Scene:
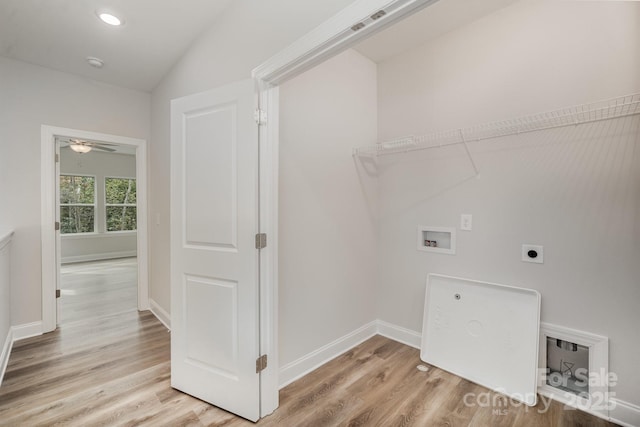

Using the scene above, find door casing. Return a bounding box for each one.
[41,125,149,333]
[253,0,441,416]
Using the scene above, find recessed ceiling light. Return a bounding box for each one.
[86,56,104,69]
[98,12,122,26]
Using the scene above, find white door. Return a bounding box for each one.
[170,79,261,421]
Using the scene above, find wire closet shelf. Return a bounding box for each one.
[353,93,640,158]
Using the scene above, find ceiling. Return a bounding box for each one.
[0,0,516,93]
[0,0,232,92]
[354,0,516,63]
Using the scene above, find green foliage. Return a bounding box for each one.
[106,206,137,232]
[60,206,95,233]
[106,178,136,204]
[105,178,137,232]
[60,175,95,204]
[60,176,95,234]
[59,176,137,233]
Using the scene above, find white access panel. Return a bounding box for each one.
[421,274,541,405]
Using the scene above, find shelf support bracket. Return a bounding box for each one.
[459,129,479,176]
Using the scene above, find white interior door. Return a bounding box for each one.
[170,79,261,421]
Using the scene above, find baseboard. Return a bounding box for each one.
[12,321,43,341]
[0,328,13,387]
[278,320,378,389]
[61,251,137,264]
[610,398,640,427]
[149,299,171,330]
[376,320,421,349]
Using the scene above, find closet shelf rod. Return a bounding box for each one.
[352,93,640,157]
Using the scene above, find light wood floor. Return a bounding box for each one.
[0,310,617,426]
[59,258,138,324]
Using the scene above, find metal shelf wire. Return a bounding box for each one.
[353,93,640,158]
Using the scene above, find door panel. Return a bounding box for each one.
[184,275,238,378]
[170,79,260,422]
[184,104,237,249]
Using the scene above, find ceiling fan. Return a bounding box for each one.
[62,138,117,154]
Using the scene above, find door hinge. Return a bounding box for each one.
[56,289,61,298]
[55,153,59,163]
[55,221,60,231]
[256,354,268,373]
[254,108,267,125]
[255,233,267,249]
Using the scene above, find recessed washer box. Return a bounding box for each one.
[417,226,456,255]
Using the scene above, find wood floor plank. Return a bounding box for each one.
[0,260,621,426]
[59,257,138,324]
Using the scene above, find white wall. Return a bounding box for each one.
[0,56,150,326]
[278,49,378,365]
[0,232,12,380]
[375,0,640,406]
[60,149,137,263]
[149,0,355,314]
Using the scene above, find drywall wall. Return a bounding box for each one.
[0,232,12,381]
[375,0,640,406]
[0,56,149,326]
[149,0,354,314]
[278,49,378,365]
[59,149,137,263]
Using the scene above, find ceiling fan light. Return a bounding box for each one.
[70,144,92,154]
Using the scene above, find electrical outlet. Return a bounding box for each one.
[460,214,472,231]
[522,244,543,264]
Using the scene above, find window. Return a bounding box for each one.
[60,175,96,234]
[105,177,137,232]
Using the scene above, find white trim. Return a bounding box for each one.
[12,321,43,341]
[61,231,137,240]
[258,83,280,416]
[0,328,13,387]
[610,399,640,427]
[252,0,439,85]
[538,322,610,420]
[149,299,171,330]
[41,125,149,332]
[253,0,442,416]
[376,320,421,349]
[61,251,137,265]
[277,320,422,390]
[278,321,378,389]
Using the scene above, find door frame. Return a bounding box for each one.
[40,125,149,333]
[253,0,440,416]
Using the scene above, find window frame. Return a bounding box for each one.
[59,173,97,235]
[104,175,138,233]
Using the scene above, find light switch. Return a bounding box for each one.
[460,214,472,231]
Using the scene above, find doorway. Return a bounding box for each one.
[57,138,139,324]
[40,125,148,333]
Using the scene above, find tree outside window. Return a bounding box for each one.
[60,175,96,233]
[105,177,137,232]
